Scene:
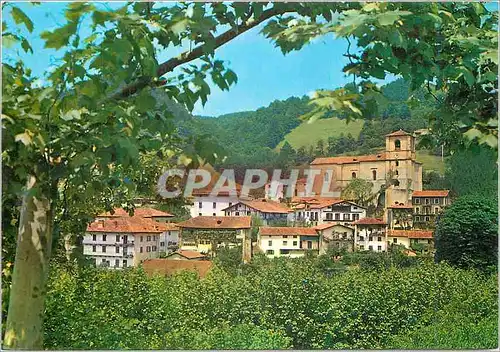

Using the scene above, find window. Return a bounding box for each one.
[123,260,127,268]
[434,198,439,204]
[324,172,329,181]
[378,237,382,242]
[352,214,360,221]
[395,160,399,167]
[213,202,216,209]
[359,236,364,241]
[140,236,143,242]
[115,246,119,253]
[293,241,298,246]
[369,236,373,241]
[115,259,119,268]
[152,246,157,251]
[102,234,107,241]
[372,170,377,180]
[146,246,151,252]
[92,245,96,252]
[199,213,202,216]
[102,246,106,252]
[307,241,312,249]
[415,216,421,222]
[343,213,350,220]
[199,202,202,208]
[213,213,216,216]
[369,245,373,250]
[283,241,288,246]
[116,235,120,242]
[326,213,333,220]
[415,198,421,204]
[140,247,143,253]
[393,238,398,243]
[425,216,430,221]
[352,172,357,179]
[235,211,240,216]
[293,235,298,239]
[268,240,272,246]
[280,249,290,255]
[283,235,288,238]
[378,245,382,251]
[428,239,431,244]
[395,139,401,150]
[153,235,156,241]
[147,236,151,241]
[415,207,420,214]
[246,211,250,215]
[425,198,430,205]
[435,207,439,214]
[335,213,340,220]
[395,170,399,176]
[266,250,274,255]
[160,241,165,247]
[228,202,232,207]
[92,234,96,241]
[360,245,364,250]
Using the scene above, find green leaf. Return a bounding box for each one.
[457,67,475,87]
[21,38,33,53]
[136,90,156,113]
[41,22,78,49]
[377,10,412,26]
[388,29,405,48]
[2,33,19,48]
[11,7,34,32]
[224,70,238,86]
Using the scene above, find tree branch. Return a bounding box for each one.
[110,7,289,101]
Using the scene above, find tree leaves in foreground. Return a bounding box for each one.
[263,2,498,148]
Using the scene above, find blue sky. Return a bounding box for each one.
[3,2,360,117]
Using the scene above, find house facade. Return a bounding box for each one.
[387,229,434,252]
[290,197,366,226]
[412,190,451,229]
[315,223,355,254]
[353,218,388,252]
[258,227,319,258]
[223,199,291,225]
[84,217,171,268]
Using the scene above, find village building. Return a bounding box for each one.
[387,203,414,230]
[387,229,434,252]
[158,223,180,254]
[176,216,252,262]
[412,190,451,228]
[223,199,291,225]
[84,217,171,268]
[290,197,366,226]
[315,223,355,254]
[307,130,423,217]
[257,227,319,258]
[353,217,388,252]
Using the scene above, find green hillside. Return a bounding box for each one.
[280,117,364,150]
[416,150,447,174]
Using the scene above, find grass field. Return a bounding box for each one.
[279,117,364,150]
[416,150,448,174]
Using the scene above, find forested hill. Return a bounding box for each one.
[175,79,438,170]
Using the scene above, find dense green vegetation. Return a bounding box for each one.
[44,257,497,350]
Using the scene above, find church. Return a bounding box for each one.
[303,130,423,212]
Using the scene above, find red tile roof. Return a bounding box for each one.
[311,153,387,165]
[87,217,170,233]
[167,250,207,260]
[412,190,450,197]
[353,218,386,225]
[387,204,414,209]
[388,230,433,239]
[98,207,174,218]
[259,227,318,236]
[314,223,353,231]
[226,199,291,213]
[142,259,212,278]
[177,216,252,229]
[386,129,411,137]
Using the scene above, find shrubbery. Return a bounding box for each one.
[44,258,497,349]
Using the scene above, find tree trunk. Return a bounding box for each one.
[4,177,53,349]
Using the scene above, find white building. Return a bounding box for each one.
[223,199,291,225]
[353,217,388,252]
[315,223,355,254]
[264,180,285,201]
[189,194,243,217]
[291,197,366,226]
[258,227,319,258]
[84,217,173,268]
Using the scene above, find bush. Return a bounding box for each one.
[435,195,498,271]
[44,259,497,350]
